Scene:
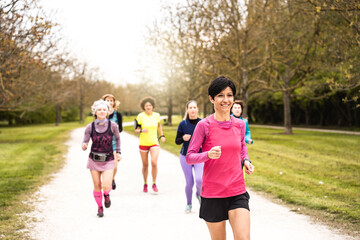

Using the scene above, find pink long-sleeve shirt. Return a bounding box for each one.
[186,115,249,198]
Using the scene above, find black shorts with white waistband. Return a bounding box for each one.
[199,191,250,223]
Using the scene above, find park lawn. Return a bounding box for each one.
[0,119,90,240]
[122,115,137,123]
[246,128,359,228]
[124,117,360,232]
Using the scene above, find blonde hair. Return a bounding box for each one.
[183,100,198,120]
[91,99,110,118]
[101,93,120,110]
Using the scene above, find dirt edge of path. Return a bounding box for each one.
[250,189,359,238]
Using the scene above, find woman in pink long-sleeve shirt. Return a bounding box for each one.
[186,76,254,240]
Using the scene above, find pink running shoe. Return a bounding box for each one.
[143,184,148,193]
[104,194,111,208]
[97,206,104,217]
[152,184,158,192]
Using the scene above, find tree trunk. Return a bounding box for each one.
[8,115,13,125]
[79,66,86,124]
[320,111,324,126]
[55,104,61,126]
[283,90,292,134]
[346,103,352,127]
[241,70,249,118]
[283,66,293,134]
[203,102,207,117]
[79,77,84,124]
[305,108,310,125]
[167,96,173,126]
[79,99,84,124]
[179,105,184,120]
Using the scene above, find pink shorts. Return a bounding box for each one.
[139,144,160,152]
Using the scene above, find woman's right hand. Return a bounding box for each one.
[82,142,88,151]
[207,146,221,159]
[135,128,148,133]
[183,134,191,141]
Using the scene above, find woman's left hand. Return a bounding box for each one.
[160,136,166,143]
[116,153,122,162]
[244,161,254,175]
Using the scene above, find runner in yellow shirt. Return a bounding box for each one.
[135,96,166,193]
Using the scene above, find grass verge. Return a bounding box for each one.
[0,119,90,240]
[124,116,360,235]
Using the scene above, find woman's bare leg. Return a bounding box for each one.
[149,147,159,183]
[140,151,149,183]
[228,208,250,240]
[205,221,226,240]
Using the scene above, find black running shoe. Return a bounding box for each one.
[112,180,116,190]
[97,206,104,217]
[104,194,111,208]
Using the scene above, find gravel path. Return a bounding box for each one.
[26,128,356,240]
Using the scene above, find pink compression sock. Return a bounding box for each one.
[103,189,111,196]
[93,191,103,207]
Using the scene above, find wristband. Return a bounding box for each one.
[242,159,251,167]
[243,159,251,164]
[158,135,165,141]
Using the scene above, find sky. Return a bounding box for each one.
[41,0,166,86]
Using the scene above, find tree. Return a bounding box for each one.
[261,0,321,134]
[0,0,57,111]
[148,3,206,124]
[175,0,270,117]
[309,0,360,107]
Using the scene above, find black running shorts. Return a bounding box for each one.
[199,191,250,222]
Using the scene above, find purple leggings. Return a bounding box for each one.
[179,154,204,205]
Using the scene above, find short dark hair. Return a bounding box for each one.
[139,96,156,110]
[208,76,236,100]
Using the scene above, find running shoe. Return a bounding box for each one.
[104,194,111,208]
[185,204,192,214]
[97,206,104,217]
[143,184,148,193]
[112,180,116,190]
[152,183,158,192]
[196,194,201,204]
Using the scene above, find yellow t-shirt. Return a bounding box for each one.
[136,112,160,146]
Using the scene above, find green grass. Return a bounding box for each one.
[124,116,360,232]
[246,128,359,226]
[0,118,91,240]
[122,115,137,123]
